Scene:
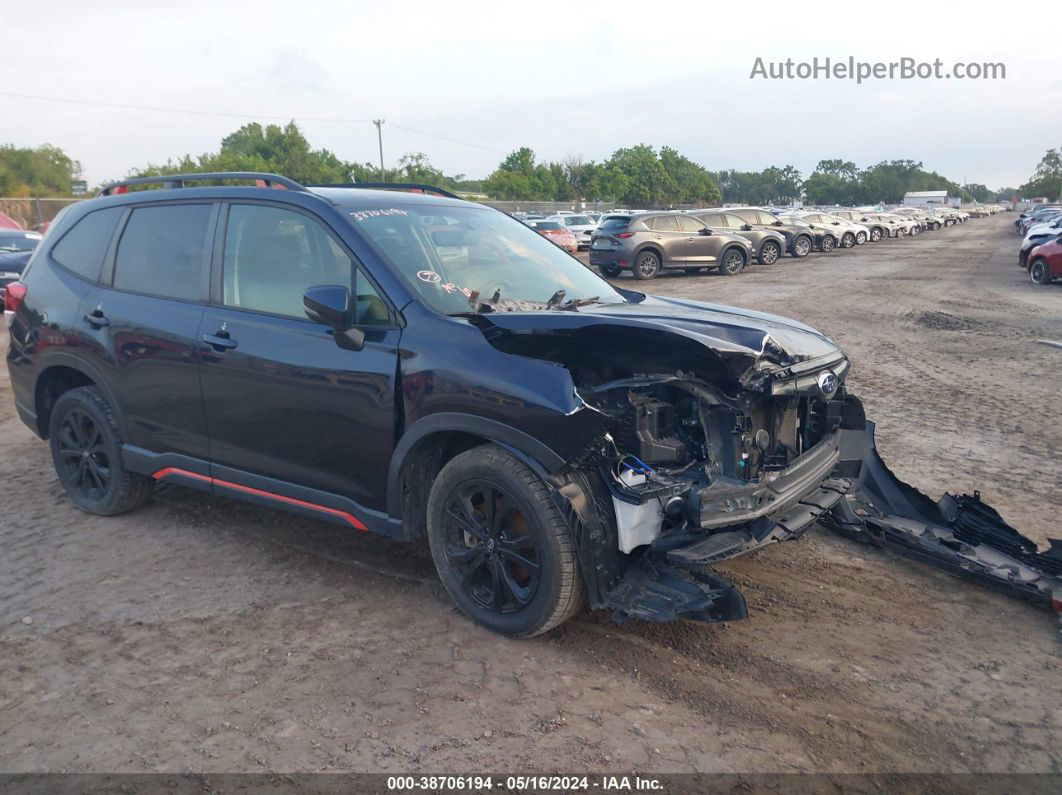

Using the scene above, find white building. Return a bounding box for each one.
[903,190,949,208]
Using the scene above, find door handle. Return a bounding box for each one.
[83,309,110,328]
[201,333,238,351]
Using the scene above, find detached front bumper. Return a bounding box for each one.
[603,411,1062,626]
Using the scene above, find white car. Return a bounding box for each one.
[795,211,869,247]
[1024,215,1062,245]
[547,214,599,250]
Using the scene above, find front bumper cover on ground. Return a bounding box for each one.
[604,422,1062,626]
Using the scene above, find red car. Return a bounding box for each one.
[1028,238,1062,285]
[525,219,578,254]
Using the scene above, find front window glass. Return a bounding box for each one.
[347,203,624,314]
[223,204,388,324]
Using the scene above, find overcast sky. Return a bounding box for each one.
[3,0,1060,189]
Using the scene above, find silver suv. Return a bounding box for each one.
[589,212,753,279]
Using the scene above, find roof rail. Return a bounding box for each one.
[308,182,464,200]
[98,172,307,196]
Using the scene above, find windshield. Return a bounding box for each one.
[564,215,593,226]
[0,233,41,253]
[347,203,624,314]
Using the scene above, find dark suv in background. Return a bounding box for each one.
[688,210,787,265]
[588,212,752,278]
[726,208,814,259]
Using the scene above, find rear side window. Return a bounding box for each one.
[113,204,212,301]
[676,216,704,233]
[649,216,679,232]
[50,207,124,282]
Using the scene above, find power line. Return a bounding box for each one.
[2,90,509,154]
[388,121,507,154]
[1,90,370,123]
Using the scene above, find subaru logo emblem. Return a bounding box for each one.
[817,370,838,398]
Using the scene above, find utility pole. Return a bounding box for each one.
[373,119,386,180]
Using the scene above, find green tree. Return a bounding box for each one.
[658,147,721,205]
[605,145,678,205]
[0,144,82,196]
[132,122,358,185]
[1021,149,1062,200]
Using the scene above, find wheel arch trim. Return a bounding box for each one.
[31,352,127,439]
[386,413,568,519]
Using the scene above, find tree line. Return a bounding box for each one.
[0,121,1050,205]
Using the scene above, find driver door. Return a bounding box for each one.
[198,201,401,514]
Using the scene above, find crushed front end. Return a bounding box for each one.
[562,349,861,623]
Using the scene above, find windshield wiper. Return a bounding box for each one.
[557,295,601,311]
[545,289,566,308]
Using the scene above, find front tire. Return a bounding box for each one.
[870,228,882,242]
[758,240,781,265]
[632,250,661,280]
[1030,258,1053,285]
[820,235,836,252]
[427,445,584,637]
[719,247,747,275]
[600,264,621,278]
[855,231,868,245]
[48,386,154,516]
[841,232,855,248]
[791,235,812,258]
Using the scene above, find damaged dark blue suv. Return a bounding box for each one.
[7,173,1060,636]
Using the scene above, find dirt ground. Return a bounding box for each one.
[1,213,1060,775]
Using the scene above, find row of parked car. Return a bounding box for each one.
[512,204,993,279]
[1015,203,1062,285]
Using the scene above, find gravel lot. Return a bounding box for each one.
[1,213,1060,775]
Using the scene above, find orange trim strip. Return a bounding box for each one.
[152,467,368,531]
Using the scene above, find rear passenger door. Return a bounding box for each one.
[645,215,687,264]
[76,202,215,462]
[198,202,401,519]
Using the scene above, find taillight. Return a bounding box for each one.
[615,232,635,239]
[4,281,26,313]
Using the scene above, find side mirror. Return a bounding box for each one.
[742,223,753,231]
[304,285,365,351]
[772,220,783,226]
[832,221,840,225]
[698,227,712,235]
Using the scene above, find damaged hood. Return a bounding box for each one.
[478,292,842,367]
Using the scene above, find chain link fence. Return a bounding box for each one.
[0,198,83,230]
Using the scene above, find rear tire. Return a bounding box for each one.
[1030,258,1053,285]
[426,445,584,637]
[48,386,154,516]
[632,250,661,280]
